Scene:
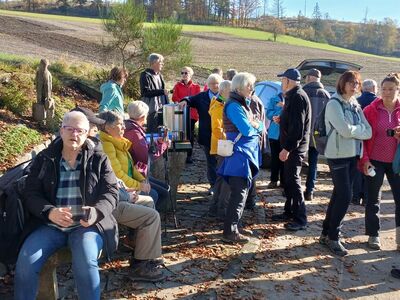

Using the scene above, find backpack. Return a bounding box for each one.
[0,160,31,266]
[313,97,344,155]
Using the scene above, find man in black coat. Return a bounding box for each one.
[140,53,169,133]
[273,68,311,231]
[302,69,330,200]
[14,111,119,300]
[179,73,223,194]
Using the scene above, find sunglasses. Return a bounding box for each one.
[181,72,189,75]
[62,126,88,135]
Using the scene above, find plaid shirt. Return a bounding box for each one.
[52,153,84,231]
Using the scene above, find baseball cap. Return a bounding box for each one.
[277,68,301,81]
[304,68,321,79]
[71,106,105,126]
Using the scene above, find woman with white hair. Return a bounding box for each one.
[217,72,263,244]
[139,53,169,133]
[172,66,201,163]
[179,73,223,195]
[124,101,170,210]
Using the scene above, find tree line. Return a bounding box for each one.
[2,0,399,57]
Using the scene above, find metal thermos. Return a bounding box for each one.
[162,104,188,141]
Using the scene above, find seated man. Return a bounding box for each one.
[14,111,119,300]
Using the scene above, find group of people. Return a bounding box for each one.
[11,50,400,299]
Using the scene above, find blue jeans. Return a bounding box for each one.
[305,147,319,193]
[15,225,103,300]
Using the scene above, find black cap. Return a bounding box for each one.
[277,68,301,81]
[71,107,105,126]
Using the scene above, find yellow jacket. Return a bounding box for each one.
[208,96,226,155]
[99,131,145,189]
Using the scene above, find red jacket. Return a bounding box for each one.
[172,80,201,121]
[360,98,400,166]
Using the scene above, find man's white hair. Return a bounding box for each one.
[206,73,223,86]
[148,53,164,65]
[127,101,150,120]
[231,72,256,92]
[362,79,377,92]
[219,80,232,93]
[62,111,89,130]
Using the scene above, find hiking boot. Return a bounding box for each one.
[327,239,348,257]
[271,213,292,222]
[319,234,328,245]
[368,236,381,250]
[304,191,313,201]
[129,260,165,282]
[222,232,250,244]
[285,222,306,231]
[267,181,278,189]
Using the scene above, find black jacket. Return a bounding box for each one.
[139,68,168,114]
[280,85,311,153]
[302,81,330,147]
[186,91,213,148]
[22,137,119,258]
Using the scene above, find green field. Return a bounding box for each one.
[1,9,399,62]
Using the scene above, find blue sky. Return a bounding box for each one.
[261,0,399,23]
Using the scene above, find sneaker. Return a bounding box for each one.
[222,232,250,244]
[267,181,278,189]
[327,239,348,257]
[271,213,292,222]
[304,191,313,201]
[319,234,328,245]
[129,260,165,282]
[186,157,193,164]
[368,236,381,250]
[285,222,306,231]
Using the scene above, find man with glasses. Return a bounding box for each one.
[140,53,169,133]
[272,68,311,232]
[14,111,119,299]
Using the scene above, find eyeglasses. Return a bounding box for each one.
[348,81,360,86]
[181,72,189,75]
[62,126,88,135]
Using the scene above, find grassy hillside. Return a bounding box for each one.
[1,9,399,62]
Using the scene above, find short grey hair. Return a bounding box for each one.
[226,69,238,81]
[206,73,223,86]
[231,72,256,92]
[219,80,232,93]
[98,111,123,129]
[362,79,377,92]
[182,66,194,76]
[148,53,164,65]
[127,101,149,120]
[62,111,89,131]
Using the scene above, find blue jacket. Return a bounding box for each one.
[99,81,124,115]
[186,91,214,147]
[357,91,376,110]
[266,93,284,140]
[218,97,261,184]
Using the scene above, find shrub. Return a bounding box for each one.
[0,73,34,115]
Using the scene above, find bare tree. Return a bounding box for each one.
[272,0,284,19]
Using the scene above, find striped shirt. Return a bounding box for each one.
[52,153,84,231]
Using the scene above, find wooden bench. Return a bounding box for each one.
[37,248,72,300]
